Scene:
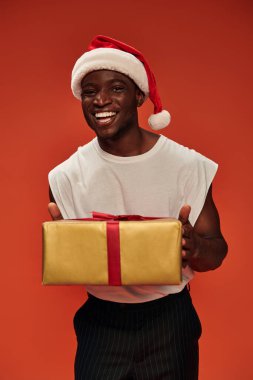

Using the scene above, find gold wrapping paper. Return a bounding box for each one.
[42,218,182,285]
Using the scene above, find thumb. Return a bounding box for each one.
[178,205,191,225]
[48,202,63,220]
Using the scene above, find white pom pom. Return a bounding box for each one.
[148,110,171,130]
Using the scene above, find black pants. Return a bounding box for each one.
[74,287,202,380]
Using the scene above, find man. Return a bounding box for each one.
[48,35,227,379]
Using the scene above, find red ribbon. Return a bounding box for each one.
[74,212,162,286]
[106,221,121,285]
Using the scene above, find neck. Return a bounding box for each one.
[97,127,159,157]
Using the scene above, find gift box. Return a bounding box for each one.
[42,213,182,286]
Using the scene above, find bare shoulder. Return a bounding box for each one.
[49,186,55,202]
[194,185,223,238]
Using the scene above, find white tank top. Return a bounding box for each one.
[49,135,218,303]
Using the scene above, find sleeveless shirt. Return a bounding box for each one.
[49,135,218,303]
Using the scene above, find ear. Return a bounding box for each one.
[135,88,145,107]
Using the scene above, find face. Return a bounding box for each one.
[80,70,144,140]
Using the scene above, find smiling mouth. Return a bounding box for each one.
[94,111,117,126]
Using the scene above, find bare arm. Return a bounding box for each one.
[48,187,63,220]
[179,185,228,272]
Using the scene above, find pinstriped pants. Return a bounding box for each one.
[73,287,202,380]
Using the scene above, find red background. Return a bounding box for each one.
[1,1,252,379]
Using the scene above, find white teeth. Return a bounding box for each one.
[95,112,116,118]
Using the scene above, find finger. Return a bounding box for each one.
[178,205,191,225]
[182,225,193,238]
[182,249,187,258]
[182,245,191,255]
[182,246,191,258]
[48,202,63,220]
[182,250,190,267]
[182,237,191,245]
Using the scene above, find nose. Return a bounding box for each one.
[93,89,112,107]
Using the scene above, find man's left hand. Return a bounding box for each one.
[178,205,199,267]
[177,186,228,271]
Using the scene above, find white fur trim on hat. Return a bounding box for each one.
[71,48,149,100]
[148,110,171,130]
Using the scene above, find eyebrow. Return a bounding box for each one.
[81,78,128,88]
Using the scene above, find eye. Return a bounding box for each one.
[81,88,96,97]
[112,86,125,93]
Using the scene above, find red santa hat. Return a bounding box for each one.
[71,35,171,130]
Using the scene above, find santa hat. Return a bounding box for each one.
[71,35,171,130]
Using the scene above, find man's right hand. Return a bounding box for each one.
[48,202,63,220]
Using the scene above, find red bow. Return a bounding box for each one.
[91,211,158,221]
